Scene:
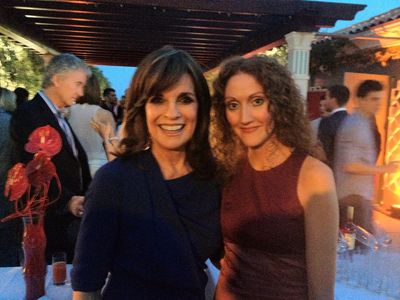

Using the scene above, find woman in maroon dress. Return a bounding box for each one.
[212,55,338,299]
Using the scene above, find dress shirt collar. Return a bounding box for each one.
[331,107,347,115]
[39,91,68,118]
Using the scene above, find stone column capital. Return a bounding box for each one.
[284,31,316,99]
[285,31,315,51]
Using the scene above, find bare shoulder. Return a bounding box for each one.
[301,156,334,189]
[298,156,336,206]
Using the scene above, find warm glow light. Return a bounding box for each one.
[25,15,95,22]
[15,6,99,15]
[383,81,400,206]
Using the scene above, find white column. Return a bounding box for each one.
[285,31,315,99]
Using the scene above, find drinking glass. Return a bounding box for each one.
[52,252,67,285]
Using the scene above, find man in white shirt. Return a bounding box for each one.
[334,80,398,233]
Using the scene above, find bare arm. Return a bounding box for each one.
[343,161,398,175]
[299,157,339,300]
[337,119,399,176]
[72,291,101,300]
[91,108,117,161]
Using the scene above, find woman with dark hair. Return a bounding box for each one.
[212,55,338,299]
[68,74,116,176]
[14,87,29,107]
[72,46,221,299]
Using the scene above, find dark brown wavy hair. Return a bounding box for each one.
[76,74,101,105]
[212,55,314,180]
[118,45,216,179]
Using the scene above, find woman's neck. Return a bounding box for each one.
[151,147,192,180]
[247,139,293,171]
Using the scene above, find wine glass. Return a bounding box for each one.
[373,220,392,248]
[354,225,379,251]
[337,231,349,253]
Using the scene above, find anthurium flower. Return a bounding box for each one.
[26,152,57,187]
[4,163,29,201]
[25,125,62,157]
[2,126,62,222]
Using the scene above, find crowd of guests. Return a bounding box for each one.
[0,45,398,299]
[314,82,399,236]
[0,56,125,266]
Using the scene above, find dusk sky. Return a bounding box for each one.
[97,0,400,99]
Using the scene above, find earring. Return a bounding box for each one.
[144,135,151,150]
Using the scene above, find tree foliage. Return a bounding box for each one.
[0,36,111,97]
[89,66,111,94]
[259,45,288,66]
[0,36,44,95]
[310,39,378,77]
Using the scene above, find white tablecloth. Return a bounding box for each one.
[335,282,395,300]
[205,260,397,300]
[0,265,72,300]
[0,262,396,300]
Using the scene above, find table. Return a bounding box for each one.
[335,282,396,300]
[0,265,72,300]
[205,260,400,300]
[1,262,398,300]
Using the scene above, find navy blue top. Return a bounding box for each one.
[71,150,221,299]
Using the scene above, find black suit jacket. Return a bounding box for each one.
[11,93,91,262]
[317,110,348,168]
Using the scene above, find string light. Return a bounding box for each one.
[384,81,400,203]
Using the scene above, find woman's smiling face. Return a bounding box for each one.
[145,73,198,154]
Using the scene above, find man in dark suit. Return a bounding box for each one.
[101,87,124,126]
[11,53,92,263]
[318,85,350,168]
[101,88,117,118]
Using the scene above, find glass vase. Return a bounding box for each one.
[22,215,47,300]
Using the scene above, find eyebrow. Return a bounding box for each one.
[225,92,266,100]
[249,92,266,97]
[178,92,196,97]
[154,91,196,98]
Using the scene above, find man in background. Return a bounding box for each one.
[318,85,350,168]
[101,88,119,122]
[11,53,92,263]
[334,80,398,233]
[311,94,330,141]
[14,87,29,107]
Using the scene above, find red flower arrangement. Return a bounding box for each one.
[2,125,62,222]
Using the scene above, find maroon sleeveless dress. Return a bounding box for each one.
[215,150,308,300]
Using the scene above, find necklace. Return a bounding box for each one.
[248,142,293,171]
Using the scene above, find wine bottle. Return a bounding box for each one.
[342,206,356,251]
